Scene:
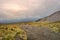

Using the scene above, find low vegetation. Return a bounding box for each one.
[20,21,60,33]
[0,21,60,40]
[0,24,27,40]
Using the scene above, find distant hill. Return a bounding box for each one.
[36,11,60,22]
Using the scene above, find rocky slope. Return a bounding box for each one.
[36,11,60,22]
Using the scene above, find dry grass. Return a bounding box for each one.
[0,24,27,40]
[0,21,60,40]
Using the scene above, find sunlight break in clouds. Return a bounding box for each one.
[2,3,28,12]
[0,0,60,23]
[0,0,44,20]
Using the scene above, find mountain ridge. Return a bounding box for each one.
[36,11,60,22]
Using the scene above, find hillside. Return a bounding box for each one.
[36,11,60,22]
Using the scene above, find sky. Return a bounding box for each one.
[0,0,60,23]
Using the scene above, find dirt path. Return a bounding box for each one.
[20,24,60,40]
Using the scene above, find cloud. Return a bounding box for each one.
[0,0,60,22]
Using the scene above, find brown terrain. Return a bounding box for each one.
[36,11,60,22]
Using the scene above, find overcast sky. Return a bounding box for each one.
[0,0,60,23]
